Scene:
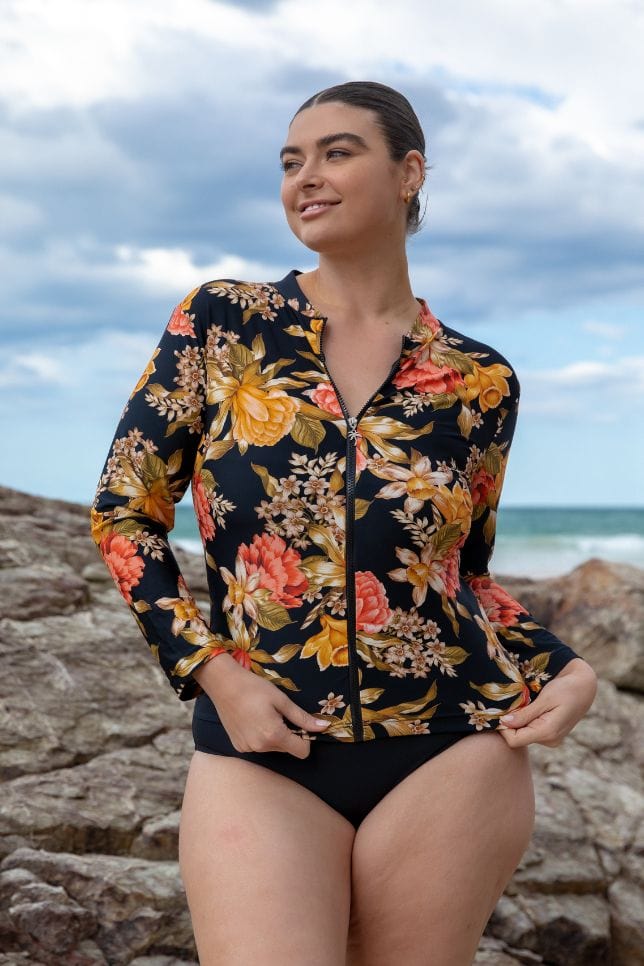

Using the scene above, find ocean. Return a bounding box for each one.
[170,503,644,579]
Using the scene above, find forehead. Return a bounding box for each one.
[287,101,381,140]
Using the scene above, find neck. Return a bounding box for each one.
[303,248,419,326]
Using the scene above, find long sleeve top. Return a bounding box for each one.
[89,269,586,742]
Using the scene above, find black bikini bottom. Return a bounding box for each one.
[192,715,472,829]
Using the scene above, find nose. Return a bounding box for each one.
[294,158,323,190]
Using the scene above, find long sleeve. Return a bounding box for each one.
[459,383,586,694]
[89,285,232,701]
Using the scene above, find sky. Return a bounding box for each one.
[1,0,643,509]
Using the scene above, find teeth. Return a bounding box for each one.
[304,203,329,212]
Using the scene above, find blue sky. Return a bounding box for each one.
[1,0,642,507]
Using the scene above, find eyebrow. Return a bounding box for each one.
[279,132,368,162]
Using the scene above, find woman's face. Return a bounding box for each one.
[279,101,418,255]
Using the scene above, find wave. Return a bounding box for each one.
[492,533,644,578]
[170,537,203,556]
[171,532,644,579]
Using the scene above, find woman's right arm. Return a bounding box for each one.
[89,284,233,701]
[90,283,330,755]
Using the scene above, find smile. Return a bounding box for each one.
[300,202,339,219]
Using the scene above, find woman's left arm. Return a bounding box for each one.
[459,371,599,747]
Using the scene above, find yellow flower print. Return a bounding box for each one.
[462,362,513,412]
[130,349,159,397]
[156,575,207,637]
[371,447,452,513]
[206,363,298,450]
[301,615,349,670]
[219,555,262,625]
[389,545,453,607]
[232,384,298,446]
[431,481,473,533]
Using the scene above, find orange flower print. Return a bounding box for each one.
[467,576,528,628]
[355,571,392,632]
[310,382,343,417]
[167,304,196,338]
[394,355,465,395]
[239,533,308,607]
[192,473,216,542]
[470,464,496,507]
[100,532,145,605]
[415,297,442,336]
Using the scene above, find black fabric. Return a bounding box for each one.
[193,711,469,828]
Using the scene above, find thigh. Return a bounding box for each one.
[179,749,355,966]
[347,731,535,966]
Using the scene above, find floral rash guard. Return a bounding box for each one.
[90,269,585,743]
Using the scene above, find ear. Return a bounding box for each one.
[402,149,425,190]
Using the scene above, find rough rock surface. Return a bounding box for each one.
[0,484,642,964]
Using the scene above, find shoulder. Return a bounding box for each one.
[180,277,272,312]
[172,277,278,336]
[439,318,521,399]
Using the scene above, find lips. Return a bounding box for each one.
[298,200,339,213]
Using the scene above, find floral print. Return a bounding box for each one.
[90,269,585,742]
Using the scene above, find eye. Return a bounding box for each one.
[280,149,350,172]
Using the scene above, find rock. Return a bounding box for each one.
[0,847,195,965]
[491,891,611,965]
[500,557,644,691]
[0,482,642,963]
[0,731,191,862]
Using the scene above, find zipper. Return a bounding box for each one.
[318,319,408,741]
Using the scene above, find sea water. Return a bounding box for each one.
[170,503,644,579]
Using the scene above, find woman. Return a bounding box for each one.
[90,81,597,965]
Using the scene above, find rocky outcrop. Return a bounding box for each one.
[497,558,644,694]
[0,484,642,964]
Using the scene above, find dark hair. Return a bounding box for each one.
[292,80,430,236]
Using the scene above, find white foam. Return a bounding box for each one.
[493,534,644,578]
[170,537,203,556]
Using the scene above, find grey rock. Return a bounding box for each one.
[0,483,642,964]
[501,557,644,691]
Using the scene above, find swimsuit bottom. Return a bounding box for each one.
[192,713,472,829]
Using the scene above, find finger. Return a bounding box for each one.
[279,699,331,735]
[279,726,314,760]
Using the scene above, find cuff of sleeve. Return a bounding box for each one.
[543,645,586,681]
[173,645,232,702]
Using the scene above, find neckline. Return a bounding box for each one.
[286,268,428,343]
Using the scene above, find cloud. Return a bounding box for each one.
[529,356,644,389]
[519,353,644,420]
[110,246,275,294]
[0,352,67,388]
[581,320,627,340]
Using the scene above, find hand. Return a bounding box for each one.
[192,652,331,759]
[496,658,597,748]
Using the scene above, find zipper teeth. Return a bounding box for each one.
[319,323,407,742]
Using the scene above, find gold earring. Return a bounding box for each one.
[404,190,412,204]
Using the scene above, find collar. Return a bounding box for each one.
[271,269,441,357]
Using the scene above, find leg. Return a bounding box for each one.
[179,749,355,966]
[347,731,535,966]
